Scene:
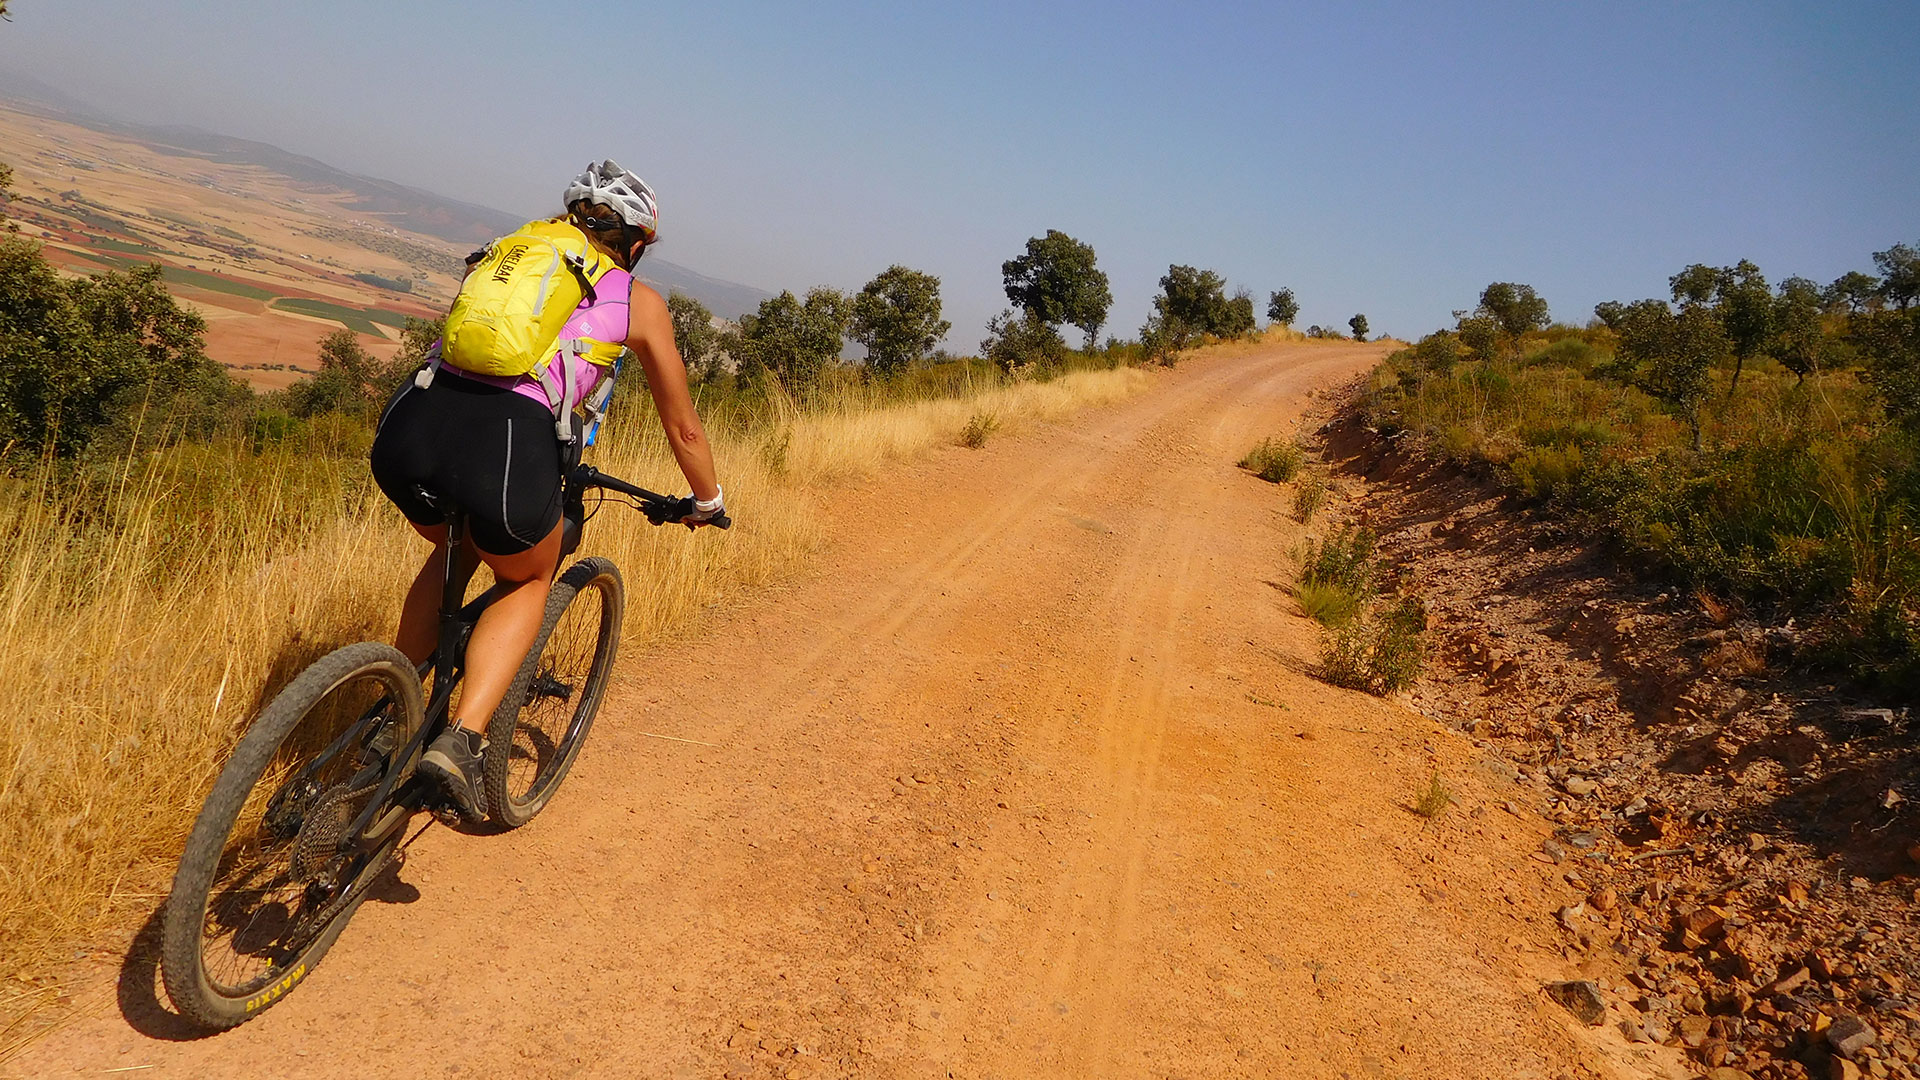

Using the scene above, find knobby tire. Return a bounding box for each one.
[483,557,625,828]
[159,642,423,1030]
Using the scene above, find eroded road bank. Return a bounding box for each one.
[19,342,1676,1079]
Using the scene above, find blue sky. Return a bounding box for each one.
[2,0,1915,347]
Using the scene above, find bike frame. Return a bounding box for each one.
[341,500,498,844]
[296,464,718,848]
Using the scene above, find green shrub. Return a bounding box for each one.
[1523,335,1603,372]
[981,309,1066,375]
[1292,469,1329,522]
[1370,593,1430,692]
[1510,443,1585,499]
[1317,592,1428,695]
[1317,619,1373,689]
[1298,526,1377,595]
[1240,437,1304,483]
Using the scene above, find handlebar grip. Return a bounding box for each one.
[574,466,730,529]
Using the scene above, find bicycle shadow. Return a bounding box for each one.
[115,861,422,1040]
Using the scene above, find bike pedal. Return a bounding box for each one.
[429,805,464,828]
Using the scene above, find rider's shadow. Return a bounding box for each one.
[115,861,421,1039]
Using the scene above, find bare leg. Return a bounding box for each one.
[452,523,563,730]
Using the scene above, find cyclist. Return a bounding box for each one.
[370,160,723,819]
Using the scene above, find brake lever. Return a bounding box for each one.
[640,497,689,526]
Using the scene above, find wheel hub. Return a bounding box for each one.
[531,671,575,702]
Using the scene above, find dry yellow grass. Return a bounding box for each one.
[0,365,1149,1004]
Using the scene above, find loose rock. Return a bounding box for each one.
[1767,967,1812,996]
[1678,1014,1714,1047]
[1828,1014,1878,1060]
[1546,980,1607,1026]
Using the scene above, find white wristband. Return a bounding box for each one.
[693,486,724,513]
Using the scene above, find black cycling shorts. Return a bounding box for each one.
[370,375,563,555]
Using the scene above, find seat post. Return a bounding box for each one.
[434,509,479,688]
[439,508,471,617]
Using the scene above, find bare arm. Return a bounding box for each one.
[625,282,720,503]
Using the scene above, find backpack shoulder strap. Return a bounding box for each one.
[539,340,590,444]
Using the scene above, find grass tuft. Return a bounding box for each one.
[1295,580,1363,626]
[1411,772,1455,818]
[958,411,1000,449]
[1317,593,1428,695]
[1297,526,1377,597]
[1292,469,1329,523]
[1239,437,1304,483]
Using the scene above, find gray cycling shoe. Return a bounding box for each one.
[419,726,488,821]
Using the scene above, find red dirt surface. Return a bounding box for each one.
[11,343,1681,1079]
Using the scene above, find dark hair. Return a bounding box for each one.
[567,200,648,268]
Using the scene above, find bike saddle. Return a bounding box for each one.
[412,485,455,518]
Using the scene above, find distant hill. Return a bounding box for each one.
[0,73,772,321]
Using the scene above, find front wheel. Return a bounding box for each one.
[484,557,624,828]
[160,642,423,1029]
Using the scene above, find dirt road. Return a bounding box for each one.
[18,342,1675,1079]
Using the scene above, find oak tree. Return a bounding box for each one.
[1267,288,1299,327]
[1001,231,1113,348]
[735,288,849,394]
[1875,242,1920,310]
[1475,282,1549,357]
[1770,276,1826,383]
[1714,260,1773,395]
[667,292,720,381]
[850,265,950,378]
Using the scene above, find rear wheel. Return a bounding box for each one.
[160,642,422,1029]
[483,557,624,828]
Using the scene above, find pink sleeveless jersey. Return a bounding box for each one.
[444,265,634,406]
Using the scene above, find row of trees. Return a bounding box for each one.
[1400,244,1920,449]
[1379,244,1920,692]
[680,229,1334,385]
[667,263,953,394]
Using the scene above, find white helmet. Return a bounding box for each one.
[563,159,659,243]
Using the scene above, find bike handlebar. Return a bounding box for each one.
[572,465,732,530]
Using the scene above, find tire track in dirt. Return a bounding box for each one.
[15,342,1677,1080]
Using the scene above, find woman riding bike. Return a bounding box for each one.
[370,160,722,820]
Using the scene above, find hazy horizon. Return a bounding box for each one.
[2,0,1915,348]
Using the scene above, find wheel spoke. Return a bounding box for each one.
[193,671,405,997]
[486,559,622,826]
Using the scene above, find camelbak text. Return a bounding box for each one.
[491,244,529,284]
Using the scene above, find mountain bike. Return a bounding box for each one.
[158,464,729,1029]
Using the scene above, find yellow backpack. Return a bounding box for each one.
[441,218,614,378]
